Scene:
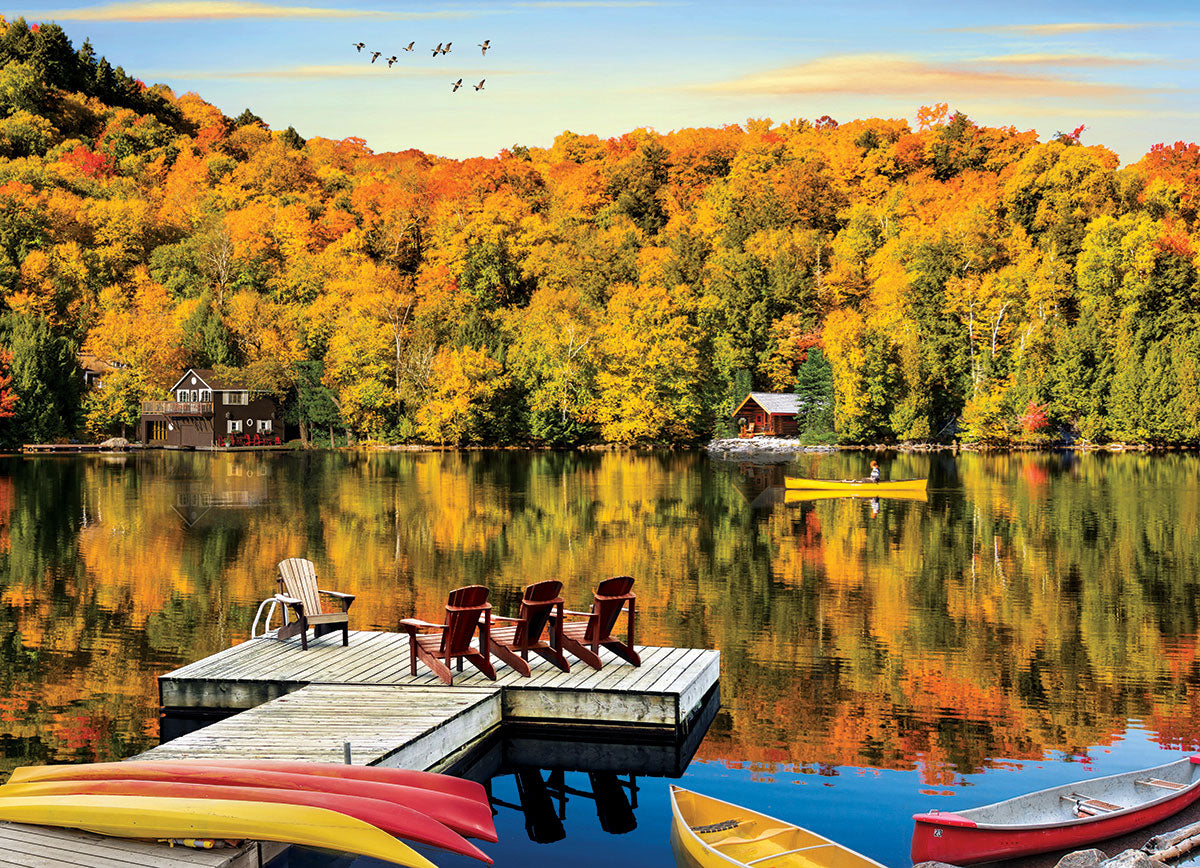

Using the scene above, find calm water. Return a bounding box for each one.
[3,449,1200,867]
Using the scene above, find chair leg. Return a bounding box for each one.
[342,624,349,646]
[488,638,532,677]
[561,634,602,670]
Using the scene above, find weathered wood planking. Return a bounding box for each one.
[140,684,502,770]
[0,823,286,868]
[159,630,720,731]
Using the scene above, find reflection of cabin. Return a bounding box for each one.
[732,392,800,437]
[140,368,281,449]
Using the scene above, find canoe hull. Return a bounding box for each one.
[0,778,490,863]
[669,786,886,868]
[9,761,497,842]
[784,477,928,493]
[0,794,436,868]
[911,756,1200,865]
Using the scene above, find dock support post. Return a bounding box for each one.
[343,741,352,764]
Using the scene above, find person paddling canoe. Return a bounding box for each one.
[869,460,881,483]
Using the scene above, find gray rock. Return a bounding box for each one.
[912,862,963,868]
[1099,850,1153,868]
[1054,849,1106,868]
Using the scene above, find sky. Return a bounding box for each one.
[6,0,1200,163]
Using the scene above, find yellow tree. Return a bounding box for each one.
[415,346,506,444]
[590,282,705,443]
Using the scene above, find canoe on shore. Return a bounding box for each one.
[911,755,1200,865]
[0,778,490,863]
[669,785,886,868]
[784,476,928,492]
[0,794,437,868]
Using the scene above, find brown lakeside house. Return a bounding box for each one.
[732,392,801,437]
[140,368,282,449]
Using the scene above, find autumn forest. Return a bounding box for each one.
[1,17,1199,448]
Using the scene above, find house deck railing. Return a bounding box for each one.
[142,401,213,416]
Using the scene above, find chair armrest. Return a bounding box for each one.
[319,589,356,611]
[492,614,522,622]
[560,609,595,618]
[399,618,445,635]
[274,594,303,608]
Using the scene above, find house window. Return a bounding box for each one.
[225,391,248,405]
[199,390,210,401]
[257,419,272,433]
[191,390,200,402]
[150,421,167,441]
[227,420,243,434]
[177,389,189,401]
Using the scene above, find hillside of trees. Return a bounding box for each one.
[1,17,1198,448]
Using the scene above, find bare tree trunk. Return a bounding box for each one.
[300,419,309,449]
[347,429,356,447]
[329,423,335,449]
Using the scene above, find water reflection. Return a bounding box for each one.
[4,450,1200,863]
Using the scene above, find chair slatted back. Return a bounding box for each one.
[515,580,563,646]
[586,575,635,641]
[278,558,323,615]
[442,585,489,654]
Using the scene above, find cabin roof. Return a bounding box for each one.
[79,354,121,375]
[169,368,248,392]
[733,392,800,416]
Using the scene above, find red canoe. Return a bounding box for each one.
[0,778,491,863]
[912,755,1200,865]
[9,762,497,843]
[186,759,487,804]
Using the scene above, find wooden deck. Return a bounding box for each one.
[160,630,720,731]
[0,822,285,868]
[140,684,502,771]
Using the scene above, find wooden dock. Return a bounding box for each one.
[160,630,720,734]
[1,630,719,866]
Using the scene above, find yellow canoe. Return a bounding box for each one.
[669,786,885,868]
[783,490,927,504]
[784,476,928,493]
[0,794,437,868]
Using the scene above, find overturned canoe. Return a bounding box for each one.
[784,476,928,492]
[8,761,496,842]
[0,778,490,863]
[0,794,437,868]
[911,755,1200,865]
[669,785,885,868]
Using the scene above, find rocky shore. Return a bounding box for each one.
[705,437,837,463]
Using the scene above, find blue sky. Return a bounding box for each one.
[7,0,1199,162]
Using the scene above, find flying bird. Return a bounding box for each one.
[474,78,485,91]
[431,42,443,56]
[353,42,365,52]
[452,78,463,92]
[441,42,452,55]
[403,41,415,51]
[370,51,382,62]
[478,40,490,55]
[387,55,398,67]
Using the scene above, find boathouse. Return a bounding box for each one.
[732,392,801,436]
[140,368,282,449]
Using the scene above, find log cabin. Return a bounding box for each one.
[140,368,282,449]
[732,392,800,437]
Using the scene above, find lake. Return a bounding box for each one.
[2,449,1199,867]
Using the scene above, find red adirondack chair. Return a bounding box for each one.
[488,580,570,676]
[400,585,497,685]
[556,576,641,669]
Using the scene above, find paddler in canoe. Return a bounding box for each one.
[869,460,880,483]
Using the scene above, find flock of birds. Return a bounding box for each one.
[353,40,490,92]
